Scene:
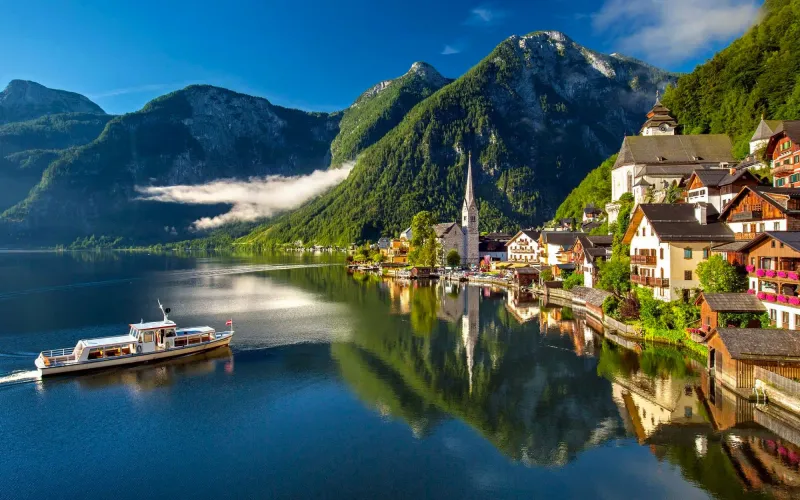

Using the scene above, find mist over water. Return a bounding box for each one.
[136,163,354,230]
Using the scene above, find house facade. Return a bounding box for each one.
[740,231,800,329]
[540,231,582,266]
[506,230,541,263]
[623,204,734,301]
[684,168,761,214]
[766,121,800,188]
[573,234,612,288]
[718,186,800,240]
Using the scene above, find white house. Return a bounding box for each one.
[623,203,734,302]
[540,231,582,266]
[506,230,541,263]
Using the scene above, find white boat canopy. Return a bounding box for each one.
[130,320,176,330]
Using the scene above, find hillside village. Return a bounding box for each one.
[351,96,800,402]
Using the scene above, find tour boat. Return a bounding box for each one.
[34,301,234,376]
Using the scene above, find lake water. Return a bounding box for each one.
[1,252,798,499]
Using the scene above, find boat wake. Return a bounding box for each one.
[0,263,336,301]
[0,370,40,386]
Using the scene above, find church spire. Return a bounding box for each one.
[464,152,475,208]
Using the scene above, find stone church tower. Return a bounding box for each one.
[461,152,480,265]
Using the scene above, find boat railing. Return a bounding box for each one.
[40,347,75,358]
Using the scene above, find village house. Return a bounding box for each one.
[377,237,391,251]
[607,97,734,222]
[739,231,800,329]
[400,227,412,241]
[733,118,785,172]
[382,238,410,264]
[766,121,800,188]
[684,168,761,214]
[582,204,602,224]
[718,186,800,240]
[479,233,510,262]
[506,230,541,263]
[707,328,800,390]
[623,203,734,301]
[572,234,613,288]
[540,231,582,266]
[694,292,766,331]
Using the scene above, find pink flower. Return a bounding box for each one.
[779,271,789,278]
[766,270,777,278]
[747,289,756,294]
[746,265,755,273]
[791,272,800,281]
[778,295,788,303]
[757,269,767,277]
[757,291,766,300]
[766,294,777,302]
[789,297,800,306]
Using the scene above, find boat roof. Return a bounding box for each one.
[80,335,137,348]
[130,320,176,330]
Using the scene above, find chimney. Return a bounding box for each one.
[729,167,736,175]
[694,203,707,225]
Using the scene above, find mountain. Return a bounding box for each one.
[0,85,340,244]
[0,80,105,124]
[553,154,615,223]
[241,31,676,246]
[330,62,451,165]
[0,112,113,156]
[662,0,800,158]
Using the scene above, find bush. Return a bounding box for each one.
[540,268,554,282]
[562,272,583,290]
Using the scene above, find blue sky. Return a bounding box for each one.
[1,0,762,115]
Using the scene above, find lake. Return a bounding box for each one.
[0,252,797,499]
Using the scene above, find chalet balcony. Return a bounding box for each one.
[631,274,647,285]
[631,275,669,288]
[734,232,759,240]
[631,255,657,266]
[730,210,763,222]
[772,164,796,177]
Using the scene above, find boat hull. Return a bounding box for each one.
[37,334,233,377]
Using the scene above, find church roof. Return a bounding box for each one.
[433,222,461,238]
[463,152,476,211]
[750,119,783,143]
[614,135,734,169]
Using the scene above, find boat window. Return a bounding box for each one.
[143,332,154,343]
[165,329,175,337]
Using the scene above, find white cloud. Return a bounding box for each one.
[465,6,507,25]
[441,45,461,55]
[87,83,193,99]
[593,0,760,64]
[136,163,354,230]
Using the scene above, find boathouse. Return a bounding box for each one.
[707,328,800,389]
[514,267,539,287]
[410,267,432,279]
[695,292,766,331]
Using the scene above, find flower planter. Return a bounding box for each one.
[766,294,777,302]
[757,291,766,300]
[747,289,756,294]
[791,272,800,281]
[766,270,777,278]
[779,271,789,278]
[746,265,755,273]
[757,269,766,277]
[790,297,800,306]
[778,295,788,303]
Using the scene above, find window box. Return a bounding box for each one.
[746,265,755,273]
[778,295,789,303]
[756,269,767,277]
[779,271,789,278]
[766,270,777,278]
[757,291,767,300]
[790,297,800,306]
[766,293,777,302]
[747,289,756,294]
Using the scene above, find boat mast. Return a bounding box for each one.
[157,299,171,322]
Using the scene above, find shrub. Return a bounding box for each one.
[562,272,583,290]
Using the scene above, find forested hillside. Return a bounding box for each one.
[662,0,800,158]
[241,32,674,246]
[553,155,615,222]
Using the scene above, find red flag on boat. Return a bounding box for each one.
[226,319,233,326]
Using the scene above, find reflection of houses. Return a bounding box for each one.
[506,230,541,263]
[435,282,465,323]
[624,203,734,301]
[504,290,540,324]
[387,281,412,314]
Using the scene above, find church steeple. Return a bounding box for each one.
[463,152,476,210]
[640,90,677,136]
[461,151,479,265]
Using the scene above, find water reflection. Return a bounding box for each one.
[335,274,800,496]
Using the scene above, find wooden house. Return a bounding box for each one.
[684,168,761,213]
[718,186,800,240]
[514,267,539,287]
[410,267,431,279]
[707,328,800,389]
[694,292,766,331]
[573,234,612,288]
[766,121,800,187]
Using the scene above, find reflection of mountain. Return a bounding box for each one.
[319,277,627,465]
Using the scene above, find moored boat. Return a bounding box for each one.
[35,301,234,376]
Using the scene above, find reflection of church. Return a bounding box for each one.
[462,285,480,394]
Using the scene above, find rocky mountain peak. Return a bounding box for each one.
[0,79,105,125]
[407,62,448,87]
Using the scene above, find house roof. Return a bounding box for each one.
[541,231,582,247]
[689,168,757,189]
[571,286,613,307]
[433,222,461,238]
[515,267,539,275]
[584,203,602,214]
[624,204,734,244]
[738,231,800,254]
[614,135,734,170]
[638,164,721,178]
[587,235,613,246]
[750,119,783,143]
[710,240,751,253]
[719,186,800,220]
[715,328,800,360]
[697,293,766,312]
[581,221,603,232]
[776,120,800,143]
[507,229,540,245]
[633,177,653,187]
[585,247,612,262]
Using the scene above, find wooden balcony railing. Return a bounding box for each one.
[631,275,647,285]
[772,164,796,177]
[631,275,669,287]
[730,210,763,222]
[631,255,657,265]
[734,232,758,240]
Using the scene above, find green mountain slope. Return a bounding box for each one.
[0,80,105,124]
[0,85,340,244]
[0,112,113,156]
[662,0,800,157]
[330,62,451,165]
[241,31,675,246]
[553,154,615,222]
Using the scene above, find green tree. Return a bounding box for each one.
[446,249,461,267]
[562,272,583,290]
[540,268,554,282]
[596,256,631,297]
[696,255,746,293]
[371,251,385,263]
[409,211,439,267]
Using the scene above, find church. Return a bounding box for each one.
[434,152,480,266]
